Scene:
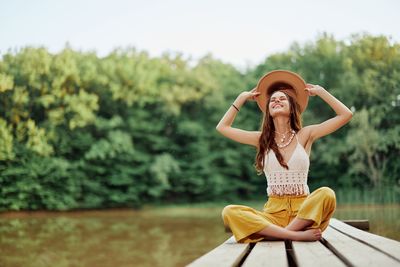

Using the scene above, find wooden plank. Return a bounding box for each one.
[341,219,370,231]
[242,241,288,267]
[329,218,400,261]
[186,236,250,267]
[322,226,400,266]
[292,240,346,267]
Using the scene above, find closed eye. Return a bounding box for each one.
[270,96,287,102]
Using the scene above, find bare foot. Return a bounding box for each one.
[293,228,322,241]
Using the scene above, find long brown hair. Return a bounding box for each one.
[254,87,303,174]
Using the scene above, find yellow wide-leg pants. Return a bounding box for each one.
[221,187,336,243]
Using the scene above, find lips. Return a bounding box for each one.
[273,104,283,109]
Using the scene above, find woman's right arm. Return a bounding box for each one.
[215,89,261,148]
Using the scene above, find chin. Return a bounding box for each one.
[270,110,290,117]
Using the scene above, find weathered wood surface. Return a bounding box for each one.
[292,240,346,267]
[329,218,400,260]
[241,241,287,267]
[186,218,400,267]
[186,236,251,267]
[322,226,398,266]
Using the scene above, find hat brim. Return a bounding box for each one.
[255,70,308,113]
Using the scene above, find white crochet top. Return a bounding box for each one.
[263,134,310,196]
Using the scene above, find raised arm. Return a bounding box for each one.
[304,84,353,141]
[216,88,261,147]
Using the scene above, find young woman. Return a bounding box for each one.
[216,70,353,243]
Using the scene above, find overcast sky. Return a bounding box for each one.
[1,0,399,68]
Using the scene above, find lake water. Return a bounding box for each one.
[0,203,398,267]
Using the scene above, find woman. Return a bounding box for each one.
[216,70,353,243]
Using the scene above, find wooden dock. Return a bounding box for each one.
[186,218,400,267]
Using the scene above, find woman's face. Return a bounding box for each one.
[269,91,291,117]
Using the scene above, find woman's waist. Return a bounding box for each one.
[263,194,308,213]
[268,193,308,199]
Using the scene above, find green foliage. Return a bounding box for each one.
[0,152,79,210]
[0,118,14,160]
[0,33,399,211]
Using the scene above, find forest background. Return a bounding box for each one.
[0,33,399,211]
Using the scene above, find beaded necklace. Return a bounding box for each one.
[275,129,296,148]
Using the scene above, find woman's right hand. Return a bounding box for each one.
[239,88,261,102]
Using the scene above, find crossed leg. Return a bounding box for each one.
[255,222,321,241]
[222,187,336,243]
[285,217,314,231]
[256,186,337,241]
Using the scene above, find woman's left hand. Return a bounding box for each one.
[304,83,325,96]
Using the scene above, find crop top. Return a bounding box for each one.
[263,134,310,196]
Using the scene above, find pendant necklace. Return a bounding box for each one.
[275,129,295,148]
[275,129,291,143]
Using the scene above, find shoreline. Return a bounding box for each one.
[0,202,399,218]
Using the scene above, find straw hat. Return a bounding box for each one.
[255,70,309,113]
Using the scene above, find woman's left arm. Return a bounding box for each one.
[304,84,353,141]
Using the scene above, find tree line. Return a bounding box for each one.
[0,33,399,211]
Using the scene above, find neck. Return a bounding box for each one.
[273,116,291,134]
